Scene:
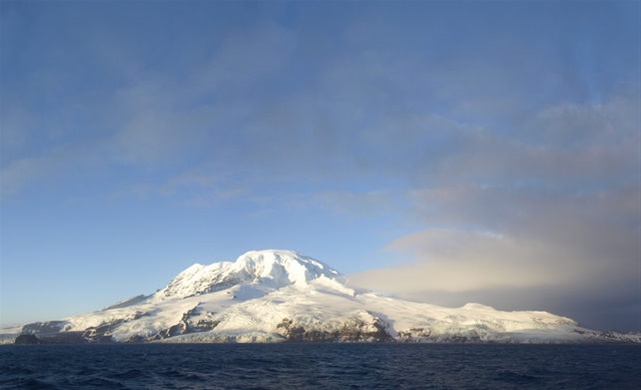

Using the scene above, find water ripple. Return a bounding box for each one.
[1,344,640,389]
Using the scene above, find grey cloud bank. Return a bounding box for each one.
[350,95,640,331]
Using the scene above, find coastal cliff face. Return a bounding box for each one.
[2,250,639,345]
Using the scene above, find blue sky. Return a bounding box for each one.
[1,1,639,331]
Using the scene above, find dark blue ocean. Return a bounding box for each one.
[1,343,640,389]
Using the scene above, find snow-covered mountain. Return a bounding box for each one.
[2,250,639,344]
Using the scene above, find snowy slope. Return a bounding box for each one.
[2,250,639,344]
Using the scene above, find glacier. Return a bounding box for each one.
[2,249,639,344]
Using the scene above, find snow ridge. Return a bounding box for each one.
[155,250,342,300]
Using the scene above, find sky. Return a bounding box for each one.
[1,1,639,332]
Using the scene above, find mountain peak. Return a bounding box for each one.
[235,249,340,285]
[155,249,342,300]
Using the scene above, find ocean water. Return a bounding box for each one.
[1,344,639,389]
